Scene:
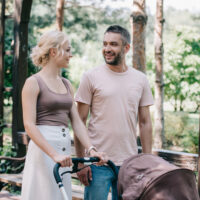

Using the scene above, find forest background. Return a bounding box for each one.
[2,0,200,155]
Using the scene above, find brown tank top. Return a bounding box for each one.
[34,74,73,127]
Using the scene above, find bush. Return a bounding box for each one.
[164,112,198,153]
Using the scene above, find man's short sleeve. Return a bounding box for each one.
[75,73,93,105]
[139,76,154,107]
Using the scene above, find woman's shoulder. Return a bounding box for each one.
[26,74,38,83]
[61,77,72,86]
[23,74,40,91]
[61,77,73,93]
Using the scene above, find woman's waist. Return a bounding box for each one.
[36,118,69,128]
[36,124,70,141]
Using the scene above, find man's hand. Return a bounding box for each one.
[77,164,92,186]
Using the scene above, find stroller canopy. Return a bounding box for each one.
[117,154,199,200]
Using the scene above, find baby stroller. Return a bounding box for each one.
[53,157,118,200]
[117,153,199,200]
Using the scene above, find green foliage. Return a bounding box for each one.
[164,112,199,153]
[0,145,17,174]
[145,8,200,112]
[0,145,16,157]
[164,27,200,111]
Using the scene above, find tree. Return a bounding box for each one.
[154,0,164,148]
[164,27,200,112]
[56,0,65,31]
[131,0,147,72]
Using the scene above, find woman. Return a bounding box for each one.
[21,30,106,200]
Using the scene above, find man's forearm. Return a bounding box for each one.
[74,102,90,157]
[74,135,86,157]
[139,122,152,153]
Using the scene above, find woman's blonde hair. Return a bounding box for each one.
[31,30,69,67]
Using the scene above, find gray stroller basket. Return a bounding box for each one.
[117,154,199,200]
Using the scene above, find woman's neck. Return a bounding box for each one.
[40,62,61,79]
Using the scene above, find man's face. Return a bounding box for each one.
[102,32,125,65]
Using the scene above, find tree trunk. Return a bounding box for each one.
[0,0,5,147]
[198,113,200,195]
[131,0,147,72]
[12,0,32,156]
[56,0,65,31]
[154,0,165,149]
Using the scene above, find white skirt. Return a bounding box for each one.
[21,125,72,200]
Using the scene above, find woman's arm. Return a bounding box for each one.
[22,77,72,167]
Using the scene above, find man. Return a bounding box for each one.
[74,25,154,200]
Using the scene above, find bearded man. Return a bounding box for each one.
[74,25,154,200]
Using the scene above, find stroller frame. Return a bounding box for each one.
[53,157,118,200]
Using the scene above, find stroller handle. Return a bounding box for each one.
[53,157,118,184]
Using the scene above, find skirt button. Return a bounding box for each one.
[62,128,65,132]
[62,147,66,151]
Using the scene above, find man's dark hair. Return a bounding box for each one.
[104,25,131,45]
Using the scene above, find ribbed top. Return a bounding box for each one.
[34,75,73,127]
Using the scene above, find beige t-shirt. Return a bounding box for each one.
[75,65,154,165]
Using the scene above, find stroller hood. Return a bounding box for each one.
[117,154,198,200]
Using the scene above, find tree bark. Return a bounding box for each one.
[154,0,165,149]
[198,112,200,195]
[56,0,65,31]
[131,0,147,72]
[12,0,32,156]
[0,0,5,147]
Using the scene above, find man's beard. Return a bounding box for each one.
[103,51,123,65]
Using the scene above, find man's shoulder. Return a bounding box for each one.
[128,67,147,79]
[84,65,105,77]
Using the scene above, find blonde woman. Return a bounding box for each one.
[21,30,106,200]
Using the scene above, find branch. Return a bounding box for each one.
[64,1,99,10]
[39,0,99,10]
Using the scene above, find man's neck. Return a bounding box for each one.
[106,63,128,73]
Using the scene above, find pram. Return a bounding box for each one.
[117,153,199,200]
[53,157,118,200]
[54,154,199,200]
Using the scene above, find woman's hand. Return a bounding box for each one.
[89,150,108,166]
[52,153,72,167]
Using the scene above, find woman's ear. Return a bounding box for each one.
[49,48,57,57]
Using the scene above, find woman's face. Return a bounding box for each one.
[55,41,72,68]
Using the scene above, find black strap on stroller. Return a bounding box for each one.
[53,157,118,200]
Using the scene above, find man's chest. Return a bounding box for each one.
[92,77,143,105]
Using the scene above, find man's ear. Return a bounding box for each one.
[124,43,130,54]
[49,48,57,57]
